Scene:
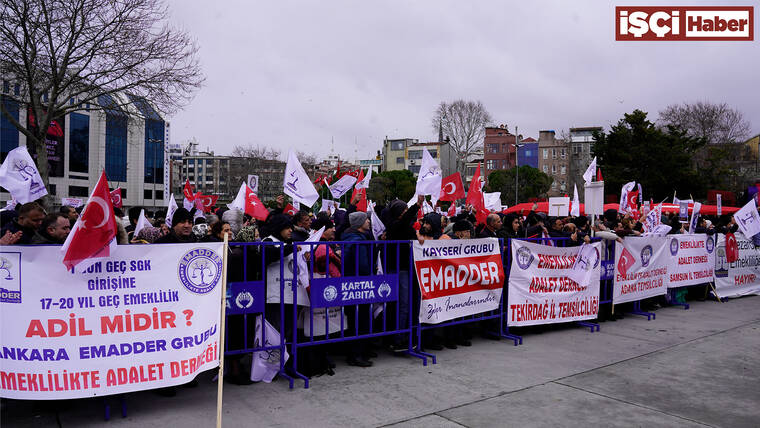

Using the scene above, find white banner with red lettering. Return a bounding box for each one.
[665,234,715,288]
[413,238,504,324]
[714,232,760,298]
[507,240,601,326]
[0,243,224,399]
[613,237,668,304]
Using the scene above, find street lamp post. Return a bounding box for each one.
[513,126,525,206]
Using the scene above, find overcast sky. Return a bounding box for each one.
[166,0,759,161]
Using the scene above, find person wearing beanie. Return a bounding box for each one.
[348,211,368,230]
[452,219,473,239]
[155,207,197,243]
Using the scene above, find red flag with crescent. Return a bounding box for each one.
[183,180,195,200]
[626,190,639,211]
[725,233,739,263]
[284,203,298,216]
[351,169,368,212]
[62,171,117,270]
[109,188,123,209]
[195,193,218,213]
[617,246,635,278]
[439,172,466,201]
[465,164,488,224]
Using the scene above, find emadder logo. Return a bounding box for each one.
[616,6,753,41]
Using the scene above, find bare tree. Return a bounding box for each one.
[432,100,493,175]
[0,0,204,187]
[229,144,284,202]
[658,101,752,144]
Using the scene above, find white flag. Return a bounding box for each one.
[183,196,194,211]
[0,146,48,203]
[1,198,18,212]
[328,174,357,199]
[320,199,340,213]
[228,182,247,212]
[619,181,636,212]
[250,316,289,383]
[582,156,597,185]
[355,168,372,189]
[297,226,325,291]
[571,184,580,217]
[165,194,178,227]
[283,151,319,207]
[134,209,151,238]
[483,192,502,212]
[369,200,386,240]
[415,148,442,196]
[567,243,597,287]
[644,203,662,232]
[688,202,702,234]
[734,198,760,238]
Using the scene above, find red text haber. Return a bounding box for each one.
[25,308,185,338]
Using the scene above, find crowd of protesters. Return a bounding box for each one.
[0,192,744,387]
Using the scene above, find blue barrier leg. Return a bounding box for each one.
[576,321,600,332]
[630,300,656,320]
[102,399,110,421]
[120,394,127,418]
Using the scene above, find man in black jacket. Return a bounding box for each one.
[30,213,70,244]
[0,202,45,244]
[155,208,197,244]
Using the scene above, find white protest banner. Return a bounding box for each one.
[368,201,386,240]
[283,151,319,207]
[0,146,48,203]
[415,148,442,196]
[247,175,259,195]
[714,232,760,299]
[643,203,662,232]
[328,174,357,199]
[613,237,668,304]
[666,234,715,288]
[413,238,503,324]
[355,167,372,189]
[61,198,84,208]
[644,224,671,237]
[0,243,224,399]
[548,197,570,217]
[584,181,604,215]
[734,199,760,239]
[320,199,339,213]
[508,240,601,326]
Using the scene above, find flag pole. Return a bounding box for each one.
[216,233,229,428]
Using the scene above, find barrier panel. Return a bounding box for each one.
[290,240,429,388]
[226,241,295,387]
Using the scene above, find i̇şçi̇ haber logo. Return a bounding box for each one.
[178,248,223,294]
[616,6,753,41]
[0,252,21,303]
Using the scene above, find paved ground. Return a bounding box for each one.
[3,296,759,427]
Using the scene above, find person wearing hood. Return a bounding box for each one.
[155,208,197,243]
[420,213,449,240]
[341,211,376,367]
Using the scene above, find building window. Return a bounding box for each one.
[543,149,548,160]
[560,181,566,191]
[551,165,556,174]
[408,150,422,160]
[408,165,420,174]
[561,148,566,159]
[467,166,476,177]
[429,150,437,158]
[486,160,497,170]
[49,184,56,195]
[396,156,404,164]
[144,119,165,184]
[206,159,212,165]
[144,189,152,199]
[551,182,557,189]
[561,166,566,175]
[155,190,164,200]
[552,149,557,159]
[69,185,89,197]
[487,143,499,154]
[543,165,548,173]
[206,175,212,182]
[391,141,404,150]
[188,159,195,165]
[105,113,128,182]
[1,96,20,162]
[69,113,89,173]
[573,144,581,154]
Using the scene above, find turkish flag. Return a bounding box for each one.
[245,188,269,221]
[351,169,368,212]
[725,233,739,263]
[627,190,639,211]
[617,246,635,278]
[284,203,298,216]
[195,193,218,213]
[447,203,456,217]
[62,171,118,270]
[597,168,603,182]
[465,164,488,224]
[183,180,195,200]
[439,172,466,201]
[109,188,123,209]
